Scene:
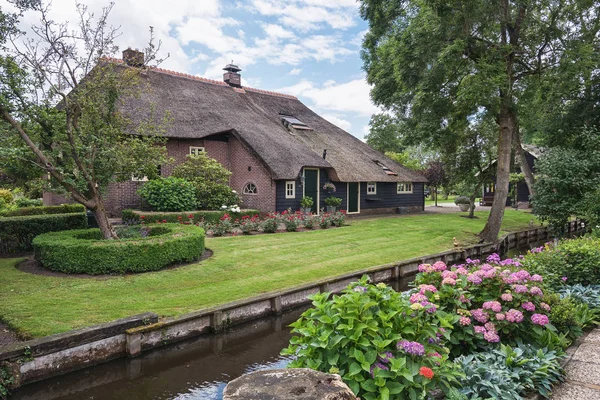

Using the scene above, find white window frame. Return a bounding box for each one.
[189,146,205,156]
[367,182,377,195]
[397,182,413,194]
[285,181,296,199]
[131,175,148,182]
[243,182,258,195]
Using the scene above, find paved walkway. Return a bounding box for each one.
[552,328,600,399]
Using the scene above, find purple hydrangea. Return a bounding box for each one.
[529,287,543,297]
[397,340,425,356]
[474,326,487,334]
[562,276,568,282]
[353,285,367,293]
[467,274,483,285]
[410,293,427,304]
[378,352,394,363]
[487,253,501,263]
[466,258,480,265]
[530,274,543,282]
[370,362,390,377]
[441,270,458,279]
[483,301,502,313]
[531,314,550,326]
[521,302,536,312]
[506,309,524,323]
[459,316,471,326]
[484,331,500,343]
[471,308,489,323]
[513,285,529,294]
[455,267,469,276]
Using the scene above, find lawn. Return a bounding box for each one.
[0,210,536,338]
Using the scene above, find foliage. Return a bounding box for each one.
[282,277,462,400]
[33,224,205,274]
[14,197,42,208]
[239,214,261,235]
[319,215,330,229]
[521,237,600,289]
[330,211,346,227]
[303,214,317,230]
[171,154,240,210]
[138,177,197,212]
[424,161,447,207]
[385,151,423,171]
[454,196,470,205]
[260,214,279,233]
[323,182,337,193]
[454,344,564,399]
[122,209,260,225]
[325,197,342,207]
[413,256,556,355]
[0,204,84,217]
[282,212,300,232]
[0,189,13,205]
[0,365,13,399]
[557,285,600,310]
[0,212,87,253]
[208,214,234,237]
[532,127,600,231]
[542,293,586,343]
[300,196,314,208]
[365,114,404,153]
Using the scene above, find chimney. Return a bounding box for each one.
[223,63,242,87]
[122,47,144,67]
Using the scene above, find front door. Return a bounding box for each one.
[348,182,359,213]
[304,169,319,213]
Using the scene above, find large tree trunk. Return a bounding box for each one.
[468,184,480,219]
[512,130,536,198]
[480,107,514,243]
[91,195,118,239]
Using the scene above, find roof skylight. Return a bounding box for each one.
[375,160,398,176]
[280,114,311,130]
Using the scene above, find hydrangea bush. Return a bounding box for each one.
[282,277,463,400]
[413,255,556,354]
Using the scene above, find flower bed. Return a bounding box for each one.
[32,224,205,274]
[283,251,600,399]
[122,209,260,225]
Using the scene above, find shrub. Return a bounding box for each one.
[171,154,240,210]
[0,203,84,217]
[521,237,600,289]
[413,255,556,354]
[454,344,564,399]
[557,284,600,309]
[14,198,43,208]
[324,196,342,207]
[319,215,330,229]
[0,189,13,205]
[138,177,196,212]
[282,277,462,400]
[0,212,87,253]
[542,293,586,342]
[122,209,259,225]
[239,214,260,234]
[300,196,314,209]
[454,196,470,205]
[33,224,205,274]
[303,214,317,230]
[261,214,278,233]
[209,214,234,237]
[281,210,301,232]
[330,211,346,227]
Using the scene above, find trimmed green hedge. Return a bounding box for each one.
[0,213,88,253]
[0,204,85,217]
[33,224,205,274]
[122,209,261,225]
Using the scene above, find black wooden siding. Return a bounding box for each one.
[275,169,424,213]
[483,152,536,204]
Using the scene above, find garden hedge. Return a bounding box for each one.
[33,224,205,274]
[0,204,85,217]
[0,212,88,253]
[122,209,260,225]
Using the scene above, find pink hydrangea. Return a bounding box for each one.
[513,285,529,294]
[432,261,448,272]
[418,263,432,272]
[531,314,550,326]
[540,302,551,312]
[480,263,494,271]
[459,316,471,326]
[500,293,513,302]
[455,267,469,276]
[486,253,501,263]
[410,293,427,304]
[484,322,496,332]
[471,309,489,323]
[466,258,480,265]
[467,274,483,285]
[458,294,470,303]
[441,270,458,279]
[506,309,524,323]
[419,284,438,294]
[484,331,500,343]
[442,277,457,286]
[530,274,543,282]
[496,313,506,321]
[521,302,536,312]
[529,287,543,297]
[474,326,487,334]
[483,269,498,279]
[483,301,502,313]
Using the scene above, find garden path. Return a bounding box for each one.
[551,327,600,399]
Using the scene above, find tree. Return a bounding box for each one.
[423,160,447,207]
[359,0,596,242]
[365,113,403,153]
[532,127,600,233]
[385,150,423,171]
[0,2,170,239]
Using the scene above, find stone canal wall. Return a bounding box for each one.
[0,221,585,389]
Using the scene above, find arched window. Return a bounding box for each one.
[243,183,258,194]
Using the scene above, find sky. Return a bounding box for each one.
[3,0,378,139]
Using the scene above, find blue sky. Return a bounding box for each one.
[6,0,377,139]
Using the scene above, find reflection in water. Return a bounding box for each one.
[11,274,430,400]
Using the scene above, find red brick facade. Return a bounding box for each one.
[44,135,277,216]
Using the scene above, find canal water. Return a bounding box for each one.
[11,279,413,400]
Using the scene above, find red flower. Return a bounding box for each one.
[188,214,194,219]
[419,366,434,379]
[162,220,167,223]
[178,216,182,220]
[140,215,145,219]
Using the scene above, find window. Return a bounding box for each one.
[374,160,398,176]
[280,114,312,130]
[367,182,377,195]
[243,183,258,194]
[131,175,148,182]
[189,146,205,156]
[397,182,413,194]
[285,181,295,199]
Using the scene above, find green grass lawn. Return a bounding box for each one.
[0,210,536,338]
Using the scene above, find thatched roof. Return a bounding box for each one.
[112,59,426,183]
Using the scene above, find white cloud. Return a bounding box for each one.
[251,0,358,31]
[289,68,302,75]
[278,78,379,116]
[322,114,352,131]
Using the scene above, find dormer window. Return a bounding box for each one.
[280,114,311,130]
[375,160,397,176]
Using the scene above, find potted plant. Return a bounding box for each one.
[454,196,472,212]
[300,196,314,213]
[323,182,336,194]
[325,196,342,213]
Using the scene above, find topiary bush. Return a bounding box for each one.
[0,203,85,217]
[0,189,13,206]
[138,177,197,212]
[521,237,600,289]
[33,224,205,274]
[0,212,87,253]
